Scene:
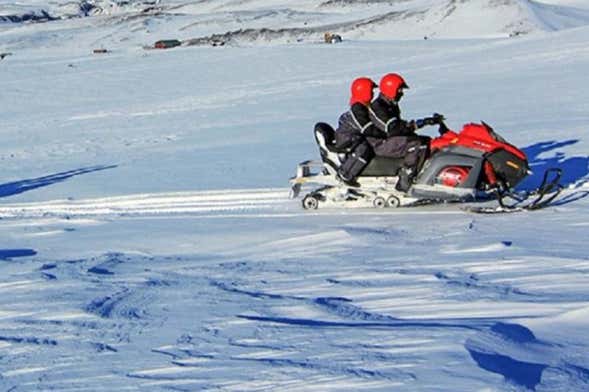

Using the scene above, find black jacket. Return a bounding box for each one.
[336,103,387,148]
[368,94,414,137]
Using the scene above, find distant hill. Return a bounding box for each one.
[2,0,589,49]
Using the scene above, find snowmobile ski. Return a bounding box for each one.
[465,168,564,214]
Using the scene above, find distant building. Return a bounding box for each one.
[154,39,182,49]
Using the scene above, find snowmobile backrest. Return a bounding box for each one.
[314,122,343,168]
[314,122,336,148]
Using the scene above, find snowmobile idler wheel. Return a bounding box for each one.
[302,195,319,210]
[386,196,401,208]
[373,197,386,208]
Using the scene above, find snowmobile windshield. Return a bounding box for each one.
[482,122,508,144]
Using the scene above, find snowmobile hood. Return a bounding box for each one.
[431,123,527,162]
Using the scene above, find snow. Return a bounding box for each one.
[2,0,589,51]
[1,0,589,391]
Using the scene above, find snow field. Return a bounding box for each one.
[1,2,589,391]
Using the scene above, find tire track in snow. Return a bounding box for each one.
[0,188,292,219]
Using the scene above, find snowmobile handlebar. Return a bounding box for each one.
[437,120,450,135]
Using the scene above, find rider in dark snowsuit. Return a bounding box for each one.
[368,73,438,191]
[334,77,383,186]
[335,74,442,189]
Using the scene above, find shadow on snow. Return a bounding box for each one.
[466,322,548,391]
[0,249,37,260]
[0,165,117,199]
[519,139,588,190]
[242,314,589,391]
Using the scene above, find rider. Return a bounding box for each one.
[334,77,385,186]
[368,73,442,192]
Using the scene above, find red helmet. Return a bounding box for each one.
[379,73,409,100]
[349,77,376,105]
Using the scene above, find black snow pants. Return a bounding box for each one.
[337,139,375,182]
[368,135,430,173]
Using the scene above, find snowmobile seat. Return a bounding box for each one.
[361,156,404,177]
[314,122,405,177]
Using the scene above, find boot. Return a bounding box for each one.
[395,168,414,192]
[337,170,360,188]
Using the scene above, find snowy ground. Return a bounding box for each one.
[1,1,589,391]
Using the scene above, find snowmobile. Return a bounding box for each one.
[289,120,563,213]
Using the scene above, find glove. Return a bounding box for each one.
[416,113,445,128]
[415,117,436,128]
[432,113,445,124]
[406,120,418,132]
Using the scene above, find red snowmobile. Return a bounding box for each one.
[289,120,562,212]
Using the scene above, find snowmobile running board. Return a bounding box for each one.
[466,168,564,214]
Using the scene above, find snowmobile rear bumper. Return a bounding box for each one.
[289,160,339,199]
